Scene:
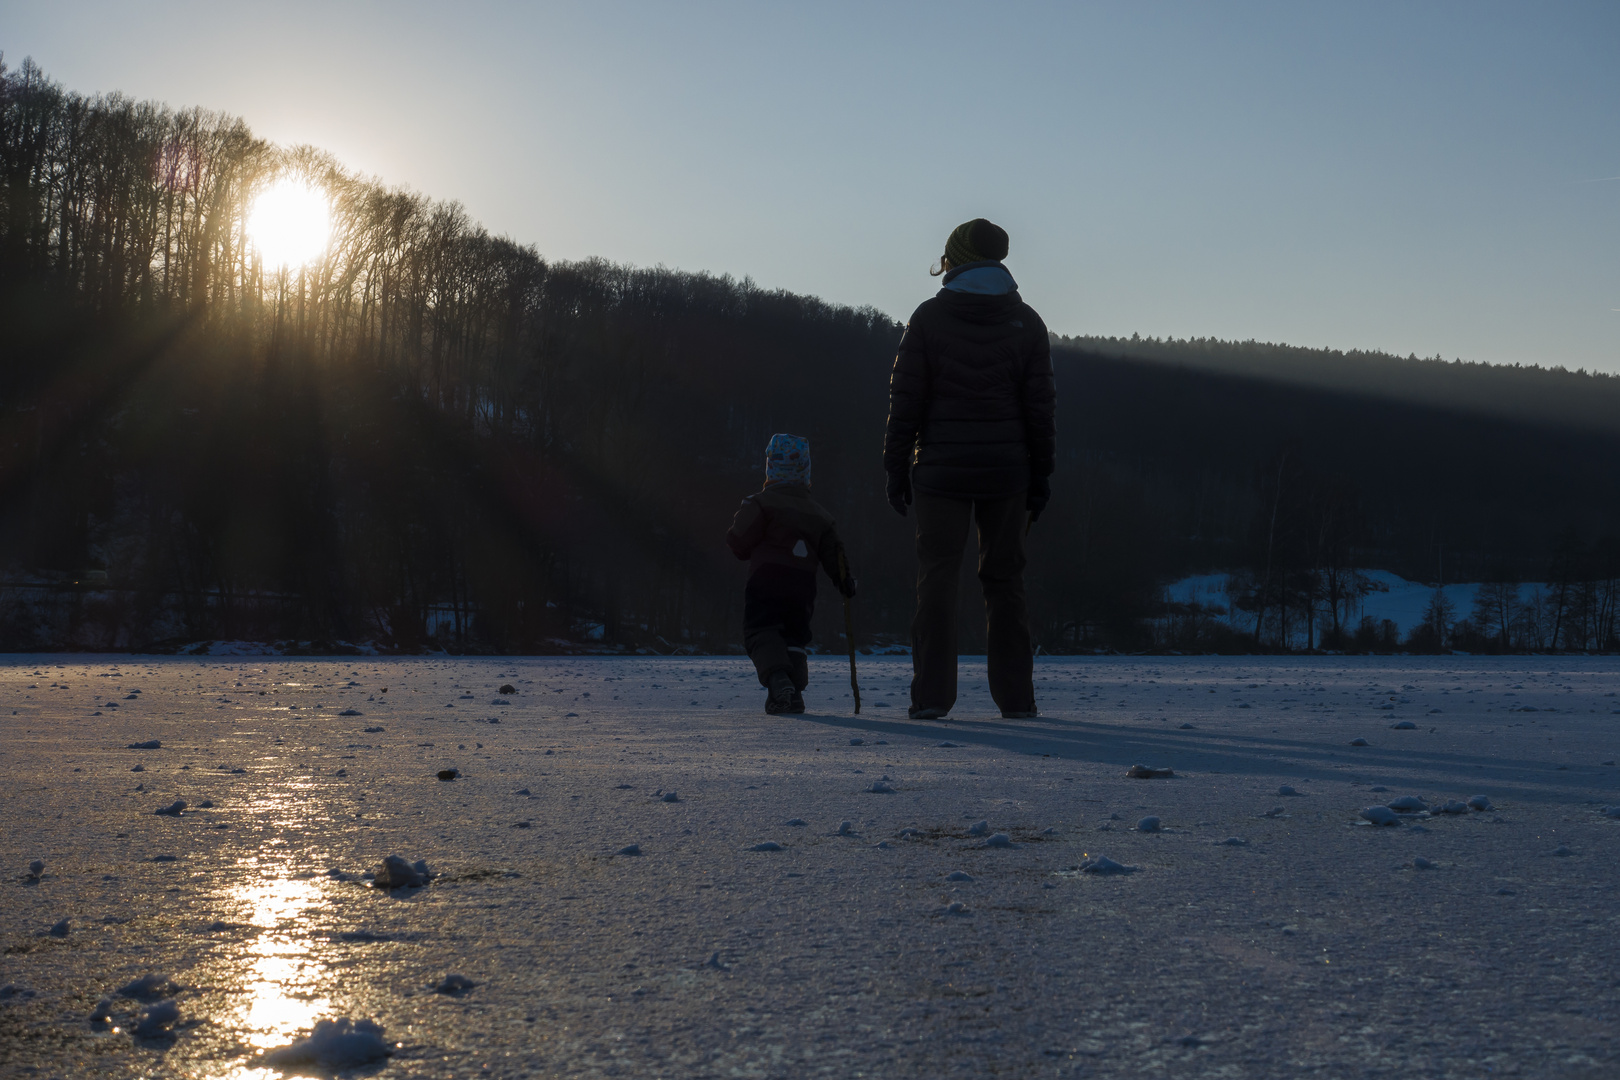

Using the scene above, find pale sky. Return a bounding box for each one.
[6,1,1618,369]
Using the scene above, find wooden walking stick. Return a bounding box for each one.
[838,549,860,714]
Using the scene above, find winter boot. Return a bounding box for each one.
[765,671,798,715]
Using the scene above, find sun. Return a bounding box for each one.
[247,179,332,270]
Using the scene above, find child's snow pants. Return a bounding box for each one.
[743,565,816,690]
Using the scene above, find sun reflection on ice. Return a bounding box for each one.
[209,873,334,1078]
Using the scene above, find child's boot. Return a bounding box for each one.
[765,671,797,715]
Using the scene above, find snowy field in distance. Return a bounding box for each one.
[3,653,1619,1078]
[1166,569,1549,639]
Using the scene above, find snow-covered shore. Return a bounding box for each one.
[3,654,1618,1077]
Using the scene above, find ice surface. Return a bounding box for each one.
[5,653,1620,1078]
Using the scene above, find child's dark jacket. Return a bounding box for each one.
[726,483,852,593]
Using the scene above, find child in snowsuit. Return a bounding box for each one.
[726,434,857,714]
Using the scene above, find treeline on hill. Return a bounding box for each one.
[3,57,1619,654]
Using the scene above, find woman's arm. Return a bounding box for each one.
[883,317,929,477]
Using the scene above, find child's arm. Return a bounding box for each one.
[725,497,765,560]
[816,525,857,597]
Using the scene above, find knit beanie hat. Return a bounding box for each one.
[944,218,1010,268]
[764,433,811,486]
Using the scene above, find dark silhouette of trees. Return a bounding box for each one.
[6,58,1620,653]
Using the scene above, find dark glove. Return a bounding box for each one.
[1026,474,1051,523]
[887,471,913,517]
[840,576,859,599]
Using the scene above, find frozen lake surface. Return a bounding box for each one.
[3,653,1619,1078]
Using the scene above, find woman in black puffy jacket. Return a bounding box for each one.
[882,218,1055,720]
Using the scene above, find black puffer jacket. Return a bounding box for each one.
[883,263,1056,499]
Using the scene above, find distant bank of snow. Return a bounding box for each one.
[1165,570,1542,640]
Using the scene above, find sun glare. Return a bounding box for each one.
[247,180,332,270]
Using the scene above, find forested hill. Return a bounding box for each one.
[3,57,1619,653]
[1059,334,1620,437]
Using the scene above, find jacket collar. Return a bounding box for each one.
[941,260,1017,294]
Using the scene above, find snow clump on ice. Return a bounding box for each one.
[1360,806,1400,826]
[118,973,178,999]
[262,1017,394,1069]
[132,1000,179,1038]
[373,855,432,889]
[1136,816,1161,833]
[154,800,187,816]
[433,974,476,994]
[1076,855,1137,875]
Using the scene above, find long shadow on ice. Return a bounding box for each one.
[793,712,1620,804]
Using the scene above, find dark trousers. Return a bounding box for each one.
[911,491,1034,714]
[744,566,814,690]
